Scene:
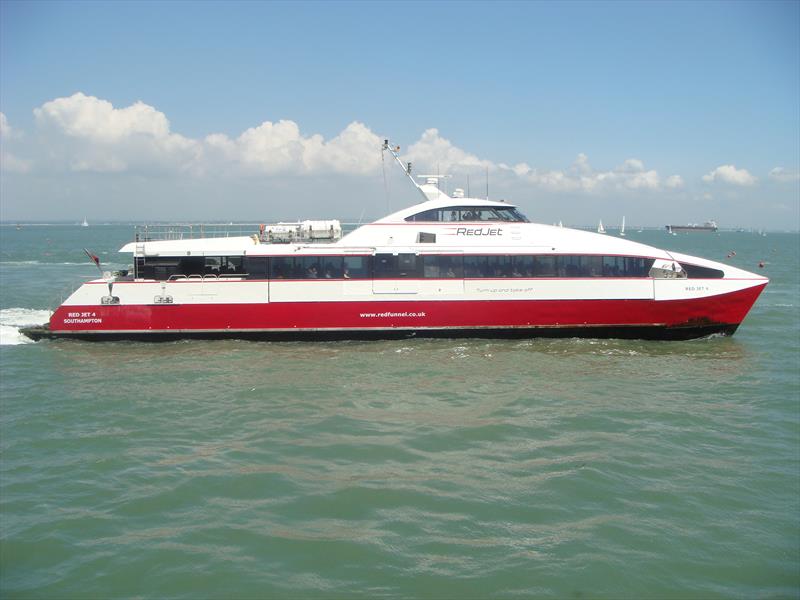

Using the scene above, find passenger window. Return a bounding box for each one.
[374,254,419,278]
[533,256,557,277]
[270,257,294,279]
[244,257,268,279]
[512,256,534,277]
[205,257,221,275]
[343,256,369,279]
[422,255,463,278]
[300,257,321,279]
[584,256,603,277]
[321,258,343,279]
[221,256,244,275]
[463,255,486,278]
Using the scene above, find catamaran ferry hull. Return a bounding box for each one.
[24,281,766,341]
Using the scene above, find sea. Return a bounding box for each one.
[0,224,798,599]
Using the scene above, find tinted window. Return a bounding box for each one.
[270,257,295,279]
[268,256,367,279]
[244,257,268,279]
[320,257,344,278]
[512,255,534,277]
[463,255,489,277]
[623,257,650,277]
[422,255,463,278]
[343,256,369,279]
[405,206,529,222]
[533,255,557,277]
[374,254,420,278]
[461,255,655,278]
[680,263,725,279]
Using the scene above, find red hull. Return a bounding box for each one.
[47,283,766,339]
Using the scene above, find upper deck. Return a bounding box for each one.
[117,140,669,261]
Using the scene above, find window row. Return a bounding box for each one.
[135,254,658,280]
[135,256,247,281]
[405,205,529,223]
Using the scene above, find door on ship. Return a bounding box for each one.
[372,253,419,295]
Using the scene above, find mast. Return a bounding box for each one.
[382,139,455,202]
[382,140,429,203]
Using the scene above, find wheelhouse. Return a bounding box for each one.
[404,205,529,222]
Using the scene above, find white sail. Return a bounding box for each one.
[597,220,606,234]
[620,216,626,237]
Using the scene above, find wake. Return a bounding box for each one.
[0,308,51,345]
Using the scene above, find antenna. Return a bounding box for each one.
[382,139,426,201]
[381,145,390,214]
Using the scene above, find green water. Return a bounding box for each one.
[1,226,798,598]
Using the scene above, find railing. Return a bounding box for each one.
[134,223,262,242]
[133,221,346,243]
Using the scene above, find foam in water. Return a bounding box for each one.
[0,308,51,345]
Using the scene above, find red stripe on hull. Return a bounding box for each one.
[50,284,766,334]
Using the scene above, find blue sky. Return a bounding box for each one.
[1,0,798,228]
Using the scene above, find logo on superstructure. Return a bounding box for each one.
[454,227,503,237]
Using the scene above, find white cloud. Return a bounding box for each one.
[34,93,171,142]
[32,93,383,176]
[514,153,666,193]
[401,130,678,194]
[702,164,756,186]
[0,152,32,173]
[664,175,684,188]
[1,113,15,138]
[769,167,800,183]
[405,128,494,173]
[206,119,382,175]
[12,93,694,199]
[0,113,31,173]
[33,93,200,173]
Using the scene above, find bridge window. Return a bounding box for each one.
[405,206,529,223]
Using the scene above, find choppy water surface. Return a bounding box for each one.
[1,225,798,598]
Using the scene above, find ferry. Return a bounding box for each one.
[22,142,767,342]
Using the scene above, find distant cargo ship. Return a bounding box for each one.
[666,221,718,233]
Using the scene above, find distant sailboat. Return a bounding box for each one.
[619,216,626,237]
[597,220,606,234]
[558,220,563,228]
[81,217,89,227]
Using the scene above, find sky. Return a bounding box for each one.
[0,0,798,229]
